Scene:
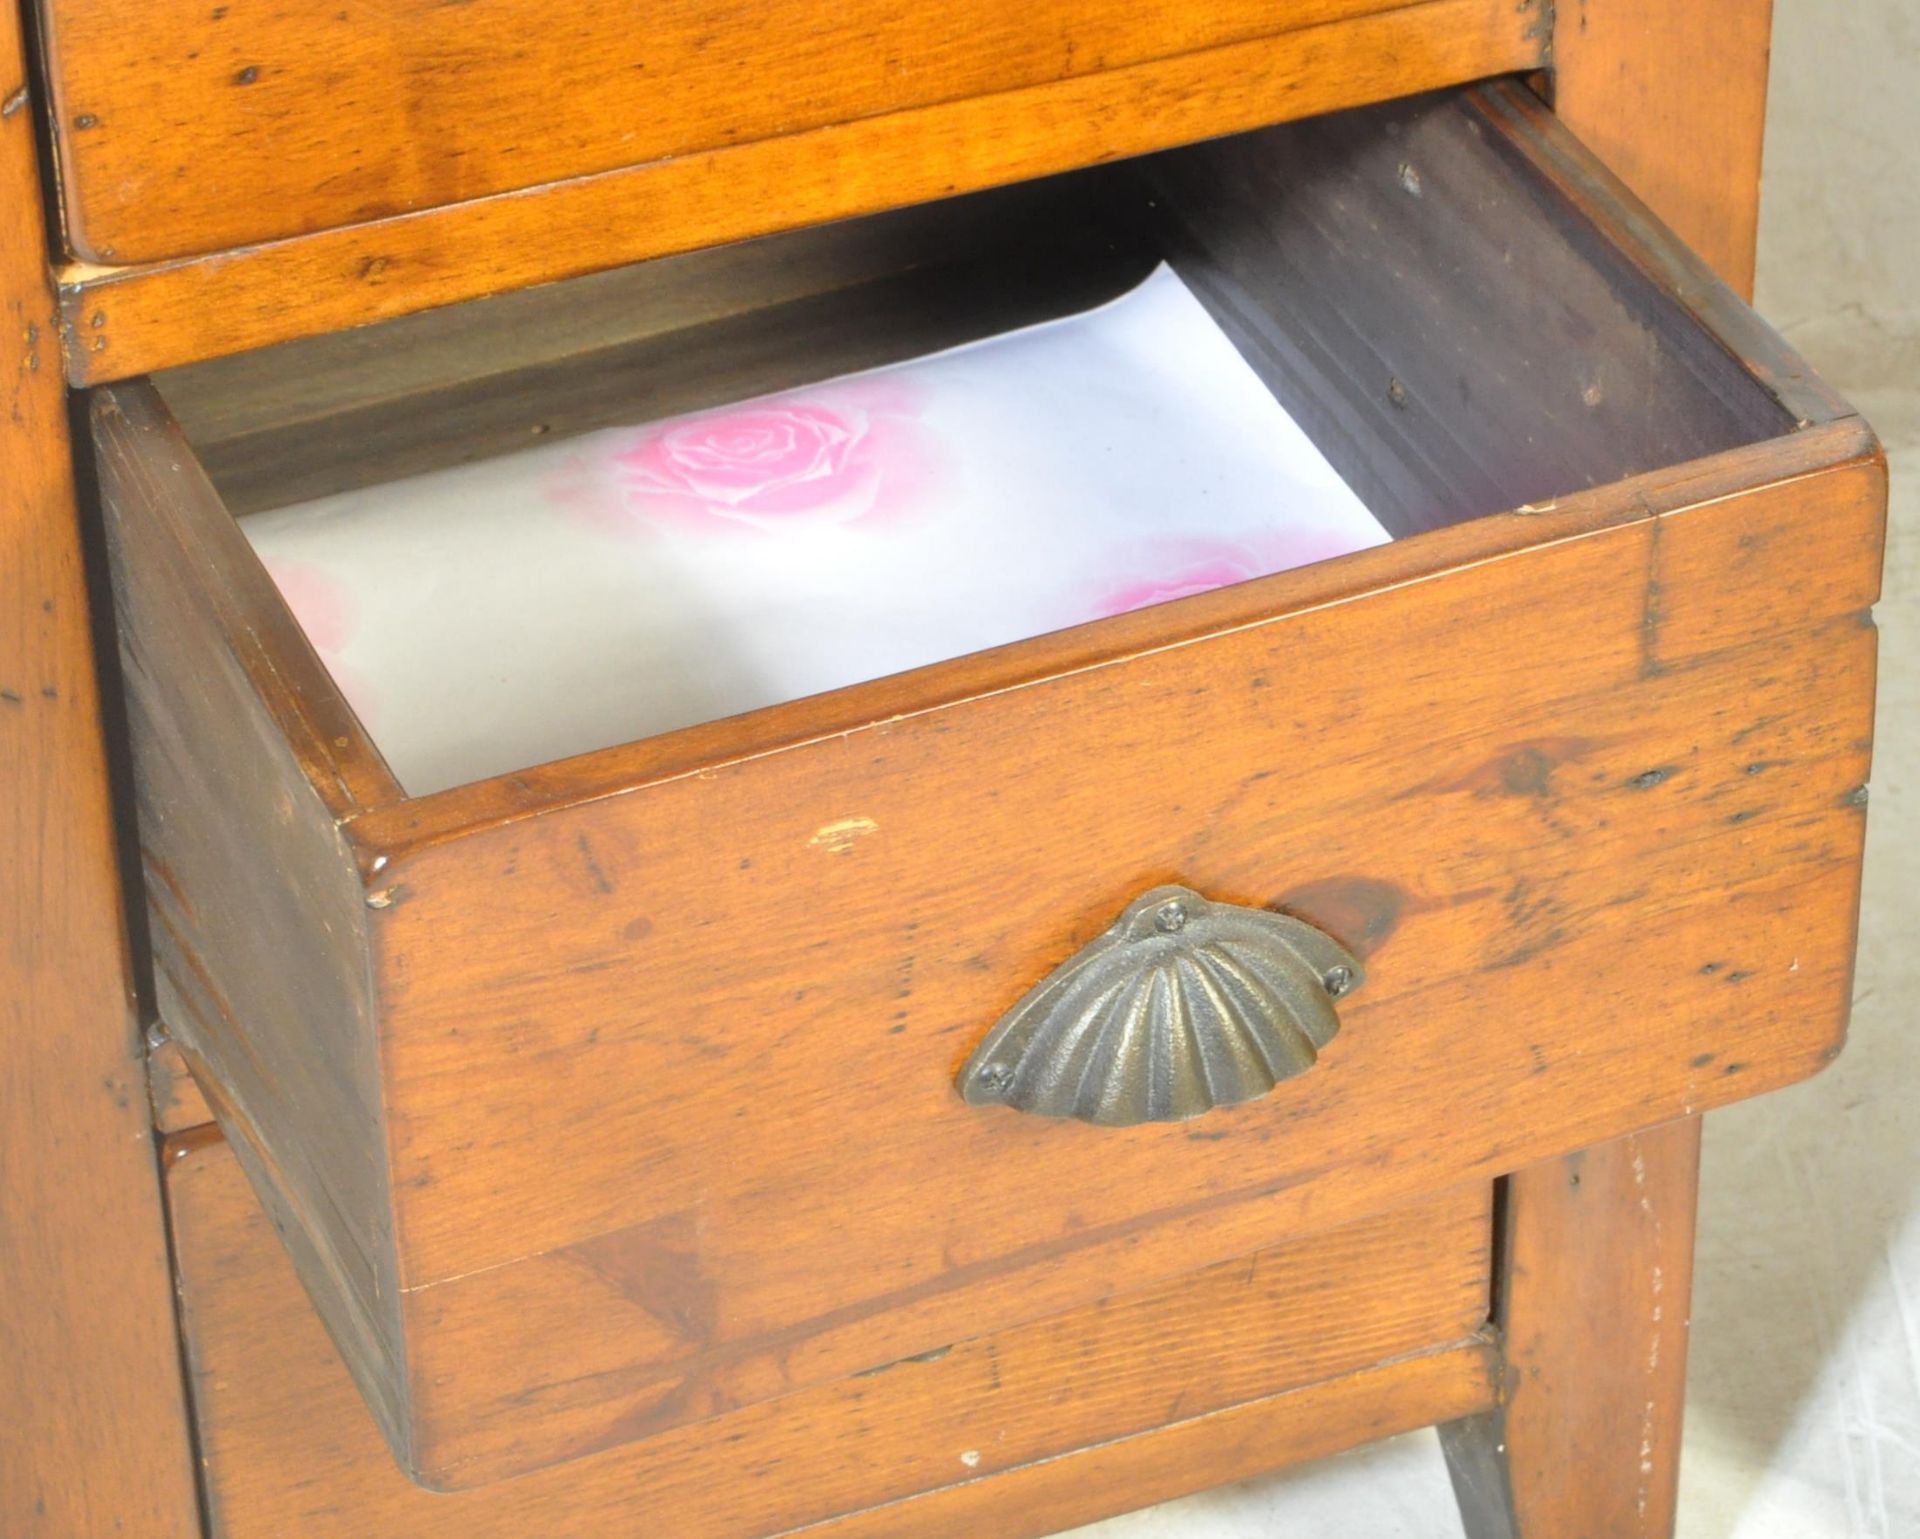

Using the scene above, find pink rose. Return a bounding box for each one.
[609,384,933,532]
[258,554,379,727]
[260,556,357,653]
[1089,530,1373,620]
[1097,555,1269,617]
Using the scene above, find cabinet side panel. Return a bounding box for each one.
[0,14,202,1535]
[1552,0,1774,298]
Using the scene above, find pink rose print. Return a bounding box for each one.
[567,379,936,535]
[261,556,357,652]
[1089,530,1372,621]
[259,555,379,726]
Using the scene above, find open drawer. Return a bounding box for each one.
[96,83,1885,1489]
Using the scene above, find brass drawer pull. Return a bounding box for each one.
[959,886,1361,1126]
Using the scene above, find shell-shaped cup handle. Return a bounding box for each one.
[958,886,1361,1127]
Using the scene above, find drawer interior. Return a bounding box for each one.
[149,86,1796,795]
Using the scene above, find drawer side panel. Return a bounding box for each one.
[93,387,410,1460]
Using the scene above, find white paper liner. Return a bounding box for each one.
[247,265,1388,795]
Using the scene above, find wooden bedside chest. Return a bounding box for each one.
[1,4,1882,1538]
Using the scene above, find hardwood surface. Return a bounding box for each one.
[93,79,1884,1482]
[54,0,1542,385]
[1441,1118,1702,1538]
[169,1134,1494,1536]
[92,386,410,1455]
[2,1,1815,1533]
[0,8,202,1535]
[807,1344,1493,1539]
[1141,87,1790,535]
[131,79,1827,828]
[364,445,1881,1487]
[41,0,1462,263]
[1551,0,1775,299]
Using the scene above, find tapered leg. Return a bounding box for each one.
[1441,1117,1703,1539]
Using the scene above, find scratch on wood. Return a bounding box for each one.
[575,832,614,893]
[809,816,878,854]
[1639,508,1666,679]
[1730,713,1785,746]
[1,85,26,118]
[852,1344,951,1378]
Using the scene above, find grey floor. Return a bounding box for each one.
[1074,4,1920,1534]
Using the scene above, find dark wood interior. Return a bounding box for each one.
[155,90,1792,539]
[1139,94,1793,532]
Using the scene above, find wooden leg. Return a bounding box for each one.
[1441,1117,1702,1539]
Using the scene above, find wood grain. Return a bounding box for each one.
[0,9,202,1535]
[809,1344,1494,1539]
[55,0,1543,384]
[366,455,1882,1486]
[1551,0,1775,298]
[95,79,1884,1481]
[1140,88,1789,536]
[107,405,1884,1486]
[93,383,412,1458]
[42,0,1437,262]
[169,1134,1494,1536]
[1472,80,1835,430]
[1441,1118,1702,1538]
[6,4,1800,1528]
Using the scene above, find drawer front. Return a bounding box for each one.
[169,1135,1494,1539]
[369,479,1877,1487]
[40,0,1540,265]
[97,87,1886,1488]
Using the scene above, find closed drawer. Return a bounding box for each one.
[169,1134,1495,1538]
[38,0,1541,264]
[97,85,1885,1489]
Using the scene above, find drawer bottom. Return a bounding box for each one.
[169,1137,1494,1537]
